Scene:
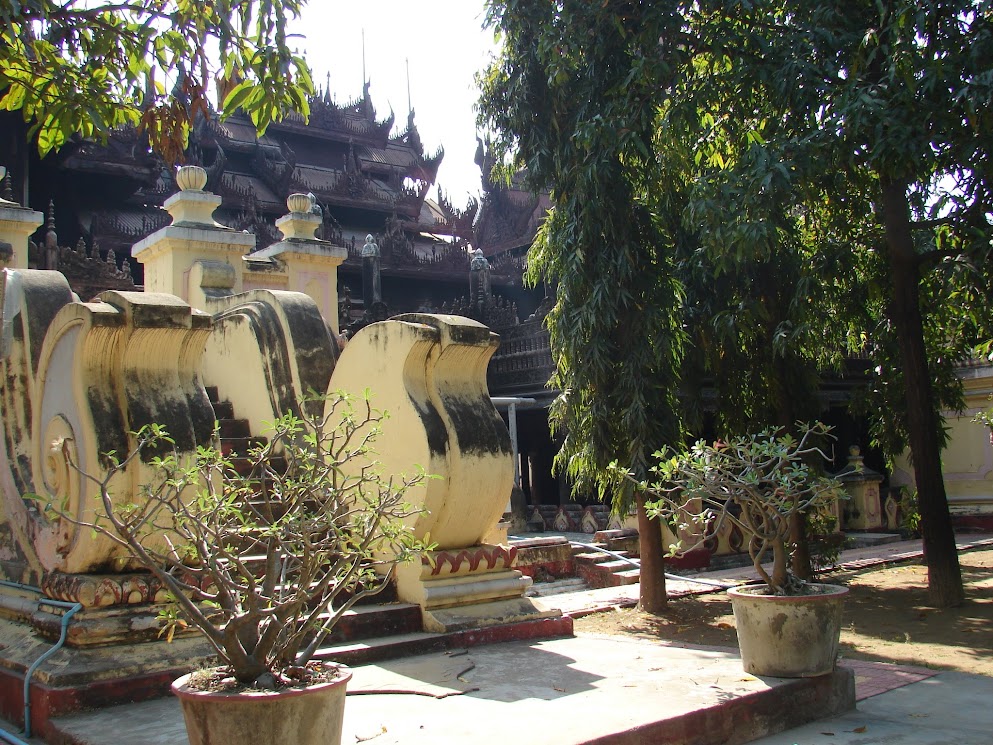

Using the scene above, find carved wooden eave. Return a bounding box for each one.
[56,137,161,185]
[90,208,171,245]
[200,117,262,155]
[444,292,520,330]
[250,146,295,200]
[436,188,479,237]
[414,145,444,183]
[54,241,138,300]
[486,316,556,397]
[474,187,548,257]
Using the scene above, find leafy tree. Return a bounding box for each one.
[480,0,993,608]
[0,0,314,162]
[679,0,993,608]
[478,1,689,612]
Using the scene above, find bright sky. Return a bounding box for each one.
[289,1,499,210]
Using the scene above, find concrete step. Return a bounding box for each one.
[572,550,613,564]
[845,532,903,548]
[216,417,251,439]
[322,602,422,645]
[614,568,642,584]
[224,454,287,476]
[592,559,636,572]
[45,636,855,745]
[525,577,589,597]
[313,616,574,666]
[219,435,268,457]
[578,562,639,589]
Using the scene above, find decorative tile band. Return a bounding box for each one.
[425,544,518,577]
[42,571,169,608]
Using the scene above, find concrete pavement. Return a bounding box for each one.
[537,532,993,618]
[43,635,858,745]
[34,639,992,745]
[2,532,989,744]
[750,669,993,745]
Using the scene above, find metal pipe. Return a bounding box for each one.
[23,599,82,739]
[490,396,540,409]
[0,578,65,741]
[0,726,31,745]
[0,578,40,593]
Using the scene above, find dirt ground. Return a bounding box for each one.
[574,547,993,677]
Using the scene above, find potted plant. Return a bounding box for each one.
[627,422,848,677]
[46,392,429,745]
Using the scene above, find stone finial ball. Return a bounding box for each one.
[287,193,313,214]
[175,165,208,192]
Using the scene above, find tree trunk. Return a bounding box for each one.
[789,512,812,580]
[770,360,813,581]
[880,179,964,608]
[636,491,668,613]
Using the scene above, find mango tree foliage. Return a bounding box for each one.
[680,1,993,608]
[480,0,993,608]
[0,0,314,162]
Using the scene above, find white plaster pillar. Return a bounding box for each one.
[0,165,43,269]
[131,165,255,306]
[248,194,348,330]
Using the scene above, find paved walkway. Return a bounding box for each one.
[1,532,989,745]
[536,532,993,617]
[749,669,993,744]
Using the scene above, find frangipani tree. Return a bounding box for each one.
[630,424,844,595]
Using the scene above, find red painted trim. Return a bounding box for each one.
[0,664,181,740]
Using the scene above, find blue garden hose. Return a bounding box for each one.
[0,579,82,741]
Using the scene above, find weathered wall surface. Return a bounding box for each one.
[891,364,993,514]
[329,313,513,550]
[0,169,540,638]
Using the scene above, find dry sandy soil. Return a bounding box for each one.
[575,547,993,677]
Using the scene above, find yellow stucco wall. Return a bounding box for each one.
[891,364,993,513]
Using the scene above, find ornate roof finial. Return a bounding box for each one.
[0,165,14,204]
[471,248,489,270]
[45,200,58,249]
[75,237,87,255]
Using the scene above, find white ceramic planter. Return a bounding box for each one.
[172,667,351,745]
[727,583,848,678]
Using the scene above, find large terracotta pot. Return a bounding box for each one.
[171,667,351,745]
[727,583,848,678]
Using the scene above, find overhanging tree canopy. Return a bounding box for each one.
[479,0,993,608]
[0,0,314,162]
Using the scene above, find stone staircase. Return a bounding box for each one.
[571,530,642,589]
[574,550,641,589]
